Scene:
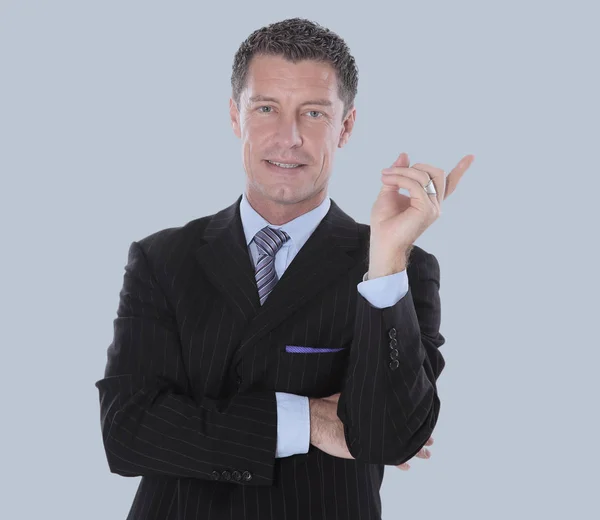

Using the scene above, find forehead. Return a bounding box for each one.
[244,54,340,102]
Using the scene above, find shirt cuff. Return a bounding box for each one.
[275,392,310,458]
[357,270,409,309]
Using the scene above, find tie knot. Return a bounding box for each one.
[254,226,290,257]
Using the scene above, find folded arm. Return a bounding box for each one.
[95,241,280,486]
[337,250,446,465]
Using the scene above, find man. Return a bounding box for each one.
[95,17,474,520]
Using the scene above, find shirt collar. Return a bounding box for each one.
[239,191,331,252]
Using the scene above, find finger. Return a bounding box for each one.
[390,152,410,169]
[411,163,446,206]
[381,167,440,213]
[425,437,434,446]
[381,166,431,188]
[322,392,341,403]
[396,463,410,470]
[444,154,475,199]
[380,174,432,209]
[380,171,439,214]
[414,448,431,459]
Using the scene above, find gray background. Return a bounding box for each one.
[1,0,598,518]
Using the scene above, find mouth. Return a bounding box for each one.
[264,159,306,172]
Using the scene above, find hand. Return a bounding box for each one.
[396,436,434,471]
[309,392,354,459]
[368,153,475,278]
[309,393,434,471]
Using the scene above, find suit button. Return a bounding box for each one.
[242,471,252,482]
[390,349,399,360]
[389,338,398,348]
[211,471,220,480]
[232,470,242,481]
[222,470,232,481]
[236,377,242,386]
[389,359,399,370]
[388,328,397,339]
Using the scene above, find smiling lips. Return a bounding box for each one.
[266,160,304,169]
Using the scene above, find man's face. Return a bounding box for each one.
[230,54,355,209]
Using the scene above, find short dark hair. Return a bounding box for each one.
[231,18,359,119]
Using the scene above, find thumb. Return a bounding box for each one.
[390,152,410,169]
[323,392,341,402]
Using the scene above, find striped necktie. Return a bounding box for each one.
[253,226,290,306]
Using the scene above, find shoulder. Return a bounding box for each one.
[129,211,214,265]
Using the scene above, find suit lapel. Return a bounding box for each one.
[194,195,261,331]
[194,194,365,364]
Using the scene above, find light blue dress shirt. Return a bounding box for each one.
[239,191,409,458]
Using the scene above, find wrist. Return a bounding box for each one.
[368,257,408,279]
[368,242,411,279]
[308,398,324,447]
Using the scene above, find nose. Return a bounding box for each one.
[274,113,303,149]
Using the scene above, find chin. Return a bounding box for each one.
[267,187,298,202]
[256,185,303,203]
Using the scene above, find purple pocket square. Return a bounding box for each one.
[285,345,345,353]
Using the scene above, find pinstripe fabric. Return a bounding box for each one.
[253,226,290,305]
[95,194,446,520]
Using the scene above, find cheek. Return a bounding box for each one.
[243,118,272,143]
[307,125,337,154]
[321,129,340,159]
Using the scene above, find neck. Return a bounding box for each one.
[245,189,327,225]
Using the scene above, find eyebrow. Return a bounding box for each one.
[248,95,333,107]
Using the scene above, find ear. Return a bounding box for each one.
[338,107,356,148]
[229,98,241,139]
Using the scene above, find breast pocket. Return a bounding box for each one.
[277,345,350,397]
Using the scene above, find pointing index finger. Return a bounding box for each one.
[444,154,475,199]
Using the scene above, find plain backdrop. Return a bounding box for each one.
[1,1,598,518]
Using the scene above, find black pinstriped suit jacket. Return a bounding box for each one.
[95,194,446,519]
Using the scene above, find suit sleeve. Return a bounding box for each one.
[337,250,446,465]
[95,241,277,486]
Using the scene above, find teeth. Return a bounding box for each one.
[268,160,301,168]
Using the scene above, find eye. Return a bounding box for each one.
[257,106,273,113]
[306,110,323,118]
